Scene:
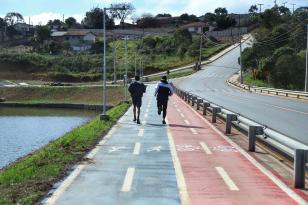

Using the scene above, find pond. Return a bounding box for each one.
[0,107,98,169]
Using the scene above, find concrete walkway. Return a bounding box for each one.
[45,85,307,205]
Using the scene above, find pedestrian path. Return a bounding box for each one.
[45,85,307,205]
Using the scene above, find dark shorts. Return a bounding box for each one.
[132,97,142,107]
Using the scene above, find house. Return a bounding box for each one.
[181,22,210,34]
[51,31,97,52]
[13,23,34,36]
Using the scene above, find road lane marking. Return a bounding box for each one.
[177,108,181,113]
[121,167,135,192]
[190,128,198,135]
[133,142,141,155]
[166,119,192,205]
[146,109,149,112]
[181,96,307,204]
[138,128,144,137]
[184,120,190,125]
[180,113,185,118]
[142,121,146,124]
[216,167,239,191]
[200,142,212,154]
[144,113,148,118]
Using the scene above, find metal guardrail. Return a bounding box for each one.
[174,86,308,189]
[228,80,308,100]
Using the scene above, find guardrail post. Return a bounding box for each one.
[212,107,221,123]
[192,96,196,106]
[188,94,191,103]
[248,126,263,152]
[197,99,202,110]
[226,114,237,134]
[184,93,187,101]
[294,149,306,188]
[203,102,210,115]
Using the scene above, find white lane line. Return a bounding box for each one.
[182,96,307,204]
[180,113,185,118]
[138,128,144,137]
[190,128,198,135]
[166,119,192,205]
[216,167,239,191]
[200,142,212,155]
[147,104,150,108]
[44,109,123,205]
[144,113,148,118]
[121,167,135,192]
[177,108,181,113]
[142,120,146,125]
[146,109,149,113]
[133,142,141,155]
[184,120,190,125]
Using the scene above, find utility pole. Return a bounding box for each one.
[134,54,137,76]
[113,35,117,84]
[124,36,128,102]
[198,34,203,68]
[139,58,142,78]
[282,2,287,7]
[305,24,308,92]
[239,14,243,84]
[257,3,264,13]
[291,3,296,13]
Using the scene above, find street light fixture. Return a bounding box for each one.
[100,6,127,120]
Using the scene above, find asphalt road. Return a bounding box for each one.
[174,42,308,145]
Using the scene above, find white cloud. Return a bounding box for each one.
[23,12,84,25]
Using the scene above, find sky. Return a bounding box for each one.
[0,0,307,25]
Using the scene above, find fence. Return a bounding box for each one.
[174,86,308,189]
[228,80,308,100]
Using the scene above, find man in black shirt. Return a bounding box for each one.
[128,76,146,124]
[155,76,174,124]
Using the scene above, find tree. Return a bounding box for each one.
[6,26,19,39]
[179,13,199,22]
[0,17,7,42]
[82,7,114,29]
[260,8,281,29]
[35,26,51,43]
[47,19,63,29]
[156,13,172,17]
[110,3,134,29]
[4,12,23,26]
[249,5,258,14]
[203,12,216,22]
[214,7,236,29]
[136,14,159,28]
[65,17,77,28]
[174,29,192,57]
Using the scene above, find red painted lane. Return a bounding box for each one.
[167,95,302,205]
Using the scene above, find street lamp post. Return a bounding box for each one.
[305,24,308,92]
[238,14,243,84]
[100,6,126,120]
[124,35,129,102]
[198,33,203,69]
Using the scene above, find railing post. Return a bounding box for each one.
[197,99,202,110]
[184,93,187,101]
[188,94,191,103]
[192,96,195,106]
[212,107,221,123]
[294,149,306,188]
[226,114,237,134]
[203,102,210,115]
[248,126,263,152]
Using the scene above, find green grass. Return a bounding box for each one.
[243,73,271,87]
[148,70,195,82]
[0,86,125,106]
[0,39,229,82]
[0,103,130,205]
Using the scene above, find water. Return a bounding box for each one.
[0,107,98,169]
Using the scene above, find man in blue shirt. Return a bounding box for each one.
[128,76,146,124]
[155,76,174,124]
